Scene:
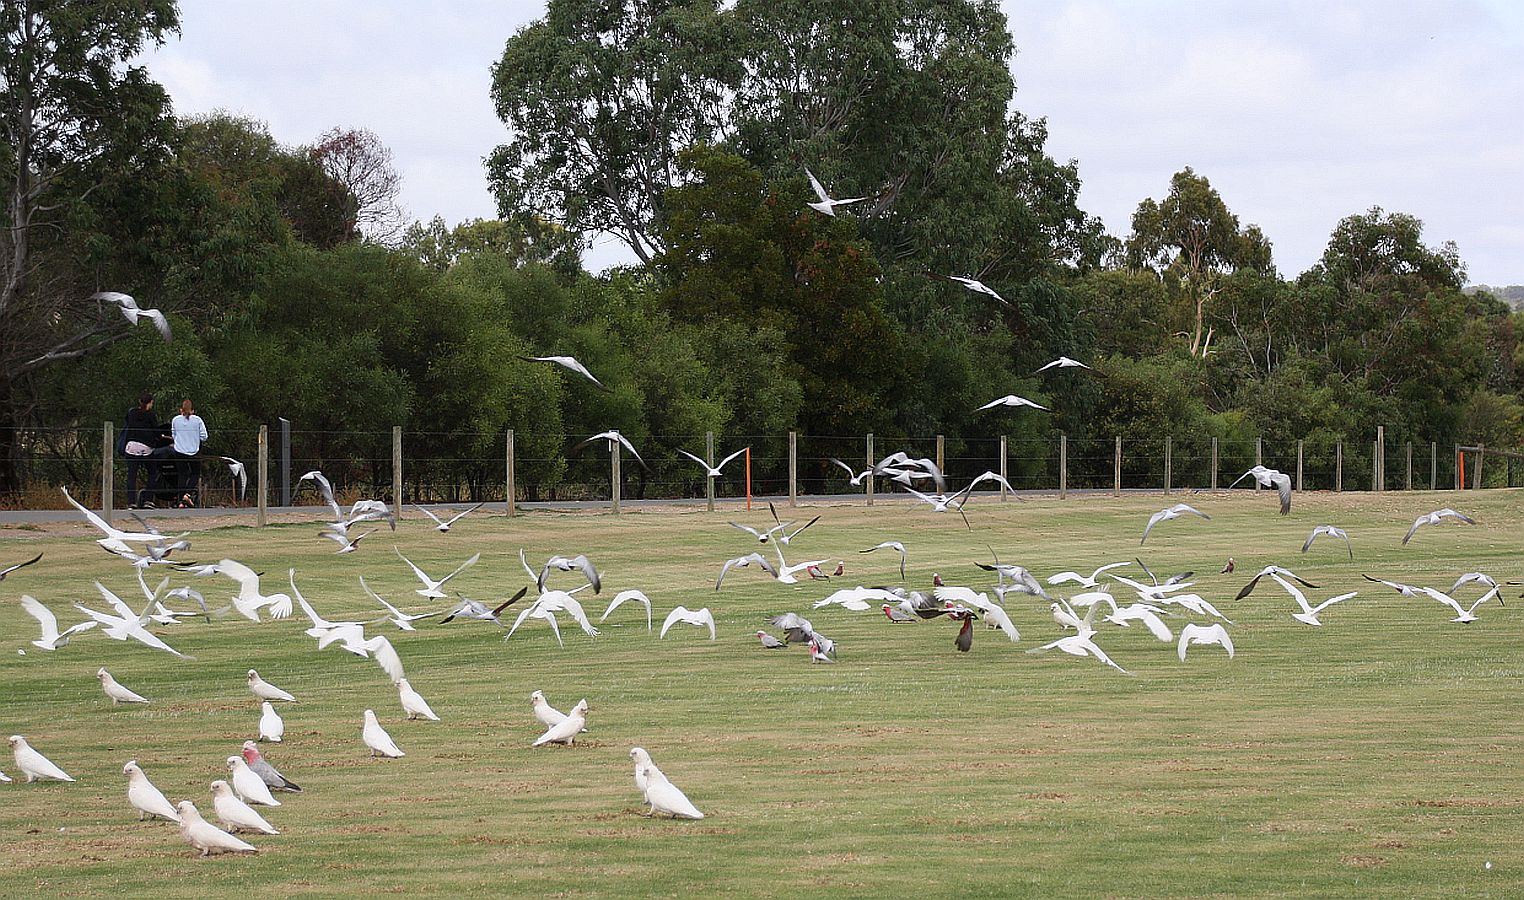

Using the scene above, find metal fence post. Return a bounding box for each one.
[999,435,1008,502]
[505,429,516,517]
[1059,435,1067,500]
[101,421,113,524]
[611,438,622,514]
[935,434,945,473]
[1335,441,1343,492]
[278,417,291,507]
[866,433,875,507]
[392,426,403,510]
[1113,436,1122,497]
[1454,445,1460,490]
[705,431,716,512]
[1211,437,1218,490]
[1164,435,1172,494]
[1296,440,1304,492]
[257,424,268,527]
[788,431,798,508]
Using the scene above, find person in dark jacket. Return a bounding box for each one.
[122,393,166,508]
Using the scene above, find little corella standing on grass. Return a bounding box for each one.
[227,755,280,806]
[247,669,296,702]
[211,779,279,835]
[363,709,405,758]
[97,667,150,704]
[397,678,440,721]
[534,700,588,746]
[9,735,73,783]
[258,702,284,742]
[176,800,256,856]
[123,760,179,822]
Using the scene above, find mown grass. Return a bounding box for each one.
[1,489,1521,897]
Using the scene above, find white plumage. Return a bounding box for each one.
[177,800,257,856]
[123,760,179,822]
[258,701,284,742]
[363,709,405,758]
[1177,623,1235,661]
[9,735,73,782]
[97,667,150,704]
[227,755,280,806]
[533,699,588,746]
[660,606,716,640]
[246,668,297,702]
[211,779,280,834]
[397,678,440,721]
[641,764,705,819]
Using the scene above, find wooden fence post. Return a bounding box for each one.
[1164,435,1172,494]
[1296,440,1304,492]
[1405,441,1412,490]
[1374,426,1385,491]
[505,429,516,517]
[935,434,945,474]
[1335,441,1343,492]
[1431,441,1437,490]
[788,431,798,508]
[1454,445,1461,490]
[101,421,114,524]
[705,431,716,512]
[1059,435,1068,500]
[611,437,621,514]
[257,425,268,527]
[1113,436,1122,497]
[866,433,875,507]
[999,435,1008,502]
[391,426,403,512]
[1474,444,1485,490]
[1211,437,1218,490]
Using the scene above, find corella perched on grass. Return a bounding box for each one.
[97,667,149,704]
[630,747,704,819]
[363,709,405,758]
[9,735,73,783]
[258,702,284,742]
[176,800,256,856]
[123,760,179,821]
[211,779,279,834]
[397,678,440,721]
[247,669,296,702]
[534,699,589,746]
[227,755,280,806]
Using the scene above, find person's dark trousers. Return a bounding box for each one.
[124,456,154,507]
[173,451,201,506]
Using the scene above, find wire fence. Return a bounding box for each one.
[3,424,1513,513]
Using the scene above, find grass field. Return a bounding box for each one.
[1,489,1521,897]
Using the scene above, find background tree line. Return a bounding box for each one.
[2,0,1518,501]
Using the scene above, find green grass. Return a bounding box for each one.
[1,490,1521,897]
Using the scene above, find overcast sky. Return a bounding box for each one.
[142,1,1524,285]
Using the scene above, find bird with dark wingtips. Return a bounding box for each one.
[946,605,979,652]
[1228,465,1292,515]
[0,552,42,582]
[1235,565,1319,601]
[755,630,787,649]
[241,741,301,793]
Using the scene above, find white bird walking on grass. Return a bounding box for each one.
[362,709,405,758]
[530,690,580,729]
[247,669,296,702]
[534,700,589,746]
[1177,623,1235,661]
[640,761,705,819]
[1141,503,1210,545]
[211,780,280,835]
[397,679,440,721]
[20,595,97,650]
[177,800,257,856]
[123,760,179,822]
[396,549,480,599]
[412,502,485,533]
[97,667,149,704]
[10,735,74,782]
[1302,525,1353,558]
[227,756,279,806]
[1402,508,1477,545]
[258,702,284,743]
[660,606,716,640]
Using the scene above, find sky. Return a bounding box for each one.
[141,1,1524,286]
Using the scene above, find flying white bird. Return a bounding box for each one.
[93,291,172,341]
[860,541,907,580]
[0,551,42,581]
[20,595,97,650]
[1409,585,1501,624]
[976,394,1048,412]
[813,585,899,612]
[1269,574,1359,626]
[1402,508,1477,545]
[73,586,193,658]
[574,429,649,469]
[362,709,405,758]
[1034,356,1092,374]
[1177,623,1235,661]
[1103,603,1174,642]
[675,446,749,478]
[520,354,609,391]
[1141,503,1211,545]
[715,552,779,589]
[1047,561,1132,589]
[640,762,705,819]
[322,528,373,554]
[537,554,601,594]
[218,457,247,501]
[396,549,480,599]
[297,470,344,520]
[1027,632,1129,674]
[1065,589,1119,613]
[247,669,296,703]
[411,502,485,533]
[62,486,184,554]
[933,586,1019,641]
[258,702,284,743]
[1234,565,1319,601]
[97,667,149,704]
[1228,465,1293,515]
[1302,525,1353,558]
[533,699,588,746]
[828,457,874,486]
[803,166,864,216]
[10,735,74,782]
[359,575,439,631]
[227,755,279,806]
[351,635,407,684]
[507,591,600,646]
[211,559,293,621]
[1154,592,1233,623]
[395,678,440,721]
[599,589,653,630]
[942,274,1007,304]
[176,800,257,856]
[211,779,280,835]
[975,556,1049,599]
[1449,572,1500,595]
[123,760,179,822]
[660,606,716,640]
[438,590,523,626]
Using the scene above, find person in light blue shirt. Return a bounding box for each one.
[167,398,208,506]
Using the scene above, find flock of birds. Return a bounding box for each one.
[2,438,1507,857]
